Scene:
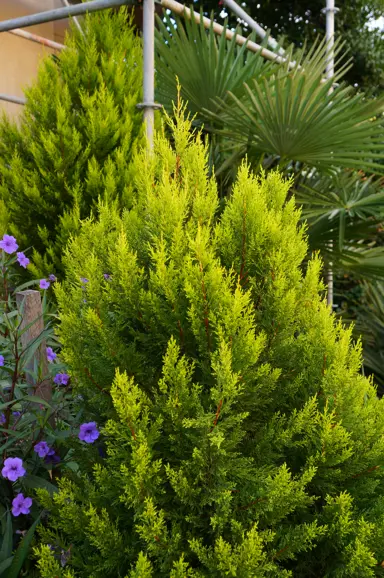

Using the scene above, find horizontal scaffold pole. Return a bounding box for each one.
[9,28,65,51]
[223,0,285,56]
[160,0,294,68]
[0,0,132,33]
[0,94,26,105]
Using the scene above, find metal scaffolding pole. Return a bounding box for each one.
[61,0,84,36]
[325,0,335,81]
[0,94,26,106]
[9,28,65,51]
[142,0,156,147]
[0,0,132,33]
[223,0,285,56]
[325,0,336,308]
[161,0,294,68]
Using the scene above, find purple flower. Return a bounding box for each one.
[39,279,50,290]
[79,422,99,444]
[45,451,60,465]
[0,413,5,425]
[12,493,32,517]
[80,277,89,284]
[0,234,18,254]
[12,411,21,418]
[1,457,26,481]
[0,355,4,367]
[46,347,57,363]
[34,441,53,458]
[16,252,30,269]
[49,274,57,282]
[53,373,70,386]
[103,273,111,280]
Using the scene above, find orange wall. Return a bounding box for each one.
[0,1,70,118]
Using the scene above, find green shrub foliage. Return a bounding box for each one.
[0,7,143,277]
[35,109,384,577]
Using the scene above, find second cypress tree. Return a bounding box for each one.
[0,7,143,276]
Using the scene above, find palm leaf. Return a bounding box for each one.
[297,171,384,279]
[155,10,276,118]
[210,39,384,174]
[338,280,384,388]
[298,172,384,222]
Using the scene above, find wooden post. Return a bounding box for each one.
[16,290,51,401]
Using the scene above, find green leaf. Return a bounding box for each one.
[0,401,17,412]
[19,329,51,368]
[296,170,384,280]
[0,557,13,576]
[22,475,58,496]
[5,516,41,578]
[13,279,41,293]
[0,513,12,563]
[65,461,79,472]
[22,396,53,410]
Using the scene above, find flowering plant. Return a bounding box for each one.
[0,234,84,575]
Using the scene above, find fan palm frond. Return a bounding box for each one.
[210,39,384,173]
[155,11,276,118]
[297,171,384,279]
[298,171,384,244]
[338,280,384,389]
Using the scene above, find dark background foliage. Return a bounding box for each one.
[193,0,384,93]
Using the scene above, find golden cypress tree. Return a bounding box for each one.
[35,107,384,578]
[0,7,143,277]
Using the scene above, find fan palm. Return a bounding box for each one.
[156,11,384,174]
[155,11,275,118]
[215,47,384,173]
[297,171,384,277]
[337,279,384,389]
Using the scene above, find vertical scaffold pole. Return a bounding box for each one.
[325,0,335,308]
[142,0,155,148]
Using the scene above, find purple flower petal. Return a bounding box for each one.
[1,457,26,481]
[39,279,50,290]
[46,347,57,363]
[53,373,70,386]
[16,252,30,269]
[34,441,53,458]
[12,493,32,516]
[0,234,18,254]
[79,422,99,444]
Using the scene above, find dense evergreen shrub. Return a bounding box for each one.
[0,7,143,277]
[35,109,384,577]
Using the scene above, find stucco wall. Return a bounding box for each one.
[0,1,70,119]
